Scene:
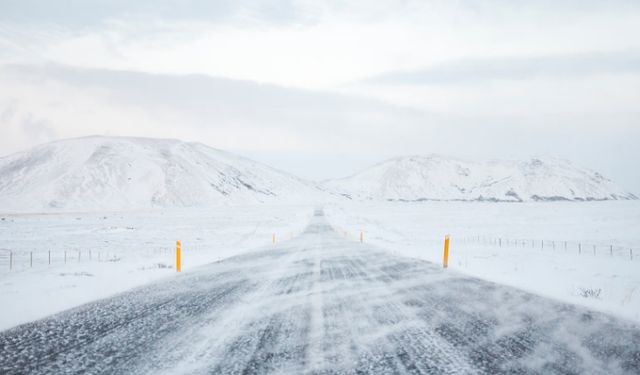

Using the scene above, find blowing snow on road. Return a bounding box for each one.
[0,210,638,374]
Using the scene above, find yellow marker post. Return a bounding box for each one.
[176,240,182,272]
[443,235,450,268]
[272,233,276,245]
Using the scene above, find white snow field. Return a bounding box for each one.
[0,205,316,331]
[1,200,638,331]
[0,210,638,374]
[325,200,640,322]
[324,155,637,202]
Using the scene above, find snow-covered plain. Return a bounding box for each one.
[0,205,315,331]
[1,210,638,374]
[1,200,639,334]
[325,200,640,322]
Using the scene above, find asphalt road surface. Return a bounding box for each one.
[1,210,639,374]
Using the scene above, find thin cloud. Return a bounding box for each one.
[2,63,423,126]
[0,63,433,154]
[363,51,640,85]
[0,0,317,29]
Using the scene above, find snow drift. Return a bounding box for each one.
[324,155,636,202]
[0,136,324,212]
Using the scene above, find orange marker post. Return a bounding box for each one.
[176,240,182,272]
[443,235,450,268]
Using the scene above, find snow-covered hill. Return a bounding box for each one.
[324,155,636,202]
[0,136,325,212]
[1,140,634,211]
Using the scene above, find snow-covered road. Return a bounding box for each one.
[1,210,639,374]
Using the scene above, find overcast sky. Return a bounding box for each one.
[0,0,639,191]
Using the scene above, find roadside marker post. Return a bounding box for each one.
[176,240,182,272]
[360,231,364,243]
[443,235,450,268]
[273,233,276,245]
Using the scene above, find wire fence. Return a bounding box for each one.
[0,246,190,272]
[0,231,300,273]
[458,236,635,261]
[1,231,636,273]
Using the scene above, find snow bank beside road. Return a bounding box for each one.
[325,201,640,322]
[0,205,315,331]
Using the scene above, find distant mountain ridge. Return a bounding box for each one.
[0,138,635,212]
[0,136,325,212]
[322,154,636,202]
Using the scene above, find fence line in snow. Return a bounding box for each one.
[0,231,299,273]
[458,236,634,261]
[0,246,195,272]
